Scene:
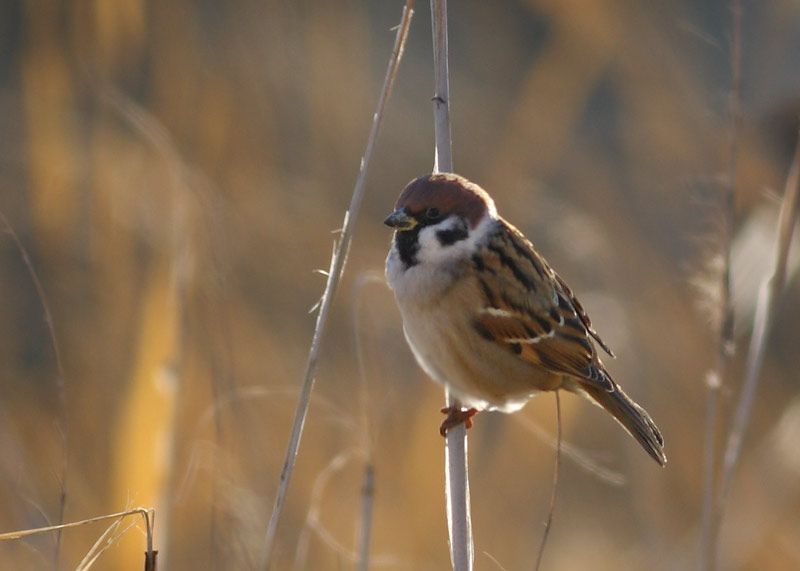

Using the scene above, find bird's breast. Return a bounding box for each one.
[385,246,464,303]
[391,272,552,411]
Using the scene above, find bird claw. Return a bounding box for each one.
[439,407,478,437]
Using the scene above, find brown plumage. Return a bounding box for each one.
[385,173,666,466]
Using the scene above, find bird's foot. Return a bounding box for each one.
[439,407,478,437]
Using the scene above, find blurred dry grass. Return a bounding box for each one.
[1,1,800,569]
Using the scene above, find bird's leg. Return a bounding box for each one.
[439,406,478,437]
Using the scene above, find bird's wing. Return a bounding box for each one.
[470,220,615,391]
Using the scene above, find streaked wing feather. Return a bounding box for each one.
[471,221,614,391]
[553,273,615,357]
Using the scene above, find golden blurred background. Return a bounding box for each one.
[1,0,800,569]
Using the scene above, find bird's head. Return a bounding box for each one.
[384,173,497,268]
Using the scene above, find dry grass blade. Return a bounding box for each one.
[513,414,624,487]
[429,1,473,569]
[715,130,800,548]
[257,3,416,568]
[0,508,156,570]
[75,515,133,571]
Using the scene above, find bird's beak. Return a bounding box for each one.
[383,208,418,231]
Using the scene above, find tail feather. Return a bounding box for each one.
[576,382,667,466]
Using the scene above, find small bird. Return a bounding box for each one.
[384,173,666,466]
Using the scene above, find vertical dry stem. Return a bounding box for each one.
[534,392,561,571]
[715,132,800,544]
[257,4,415,568]
[701,2,741,568]
[430,0,453,175]
[355,463,375,571]
[352,272,385,571]
[430,1,474,570]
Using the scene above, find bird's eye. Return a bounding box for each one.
[426,207,441,220]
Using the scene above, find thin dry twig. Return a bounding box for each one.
[534,392,561,571]
[701,2,742,568]
[257,4,416,568]
[429,1,474,569]
[715,131,800,537]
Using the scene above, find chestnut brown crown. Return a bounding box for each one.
[393,173,495,228]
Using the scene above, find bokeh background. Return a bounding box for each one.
[1,0,800,569]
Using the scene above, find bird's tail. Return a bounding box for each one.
[576,382,667,466]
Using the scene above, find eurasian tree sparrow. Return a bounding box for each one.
[384,173,666,466]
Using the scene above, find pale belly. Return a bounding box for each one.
[387,246,561,411]
[399,300,557,412]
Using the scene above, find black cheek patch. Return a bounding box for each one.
[436,221,469,246]
[395,226,421,267]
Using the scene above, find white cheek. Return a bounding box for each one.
[416,218,468,265]
[386,215,497,301]
[416,216,496,266]
[385,245,403,285]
